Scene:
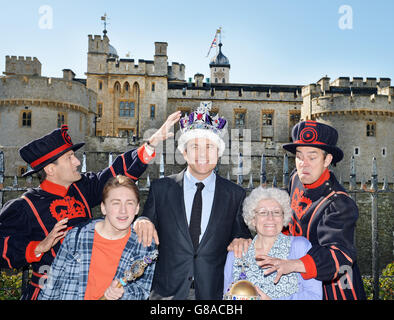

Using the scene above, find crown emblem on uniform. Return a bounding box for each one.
[49,197,87,221]
[179,101,227,136]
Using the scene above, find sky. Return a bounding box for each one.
[1,0,393,86]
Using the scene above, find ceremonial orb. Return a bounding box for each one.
[224,280,261,300]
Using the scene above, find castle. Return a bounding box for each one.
[0,56,96,176]
[0,29,392,183]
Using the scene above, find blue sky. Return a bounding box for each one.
[1,0,393,85]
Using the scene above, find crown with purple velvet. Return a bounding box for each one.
[178,101,227,156]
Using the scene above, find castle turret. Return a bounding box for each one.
[87,34,110,74]
[4,56,41,76]
[209,42,230,83]
[301,76,393,183]
[154,42,168,76]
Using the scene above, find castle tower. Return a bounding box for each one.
[87,28,119,75]
[209,42,230,83]
[154,42,168,76]
[301,76,394,182]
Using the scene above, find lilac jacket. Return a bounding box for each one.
[223,236,322,300]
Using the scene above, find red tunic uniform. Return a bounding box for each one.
[0,146,154,299]
[288,169,366,300]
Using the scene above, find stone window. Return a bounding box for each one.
[382,147,386,157]
[262,111,273,126]
[18,166,27,177]
[150,105,156,119]
[20,110,32,127]
[98,81,103,90]
[151,82,155,92]
[114,82,121,93]
[234,109,246,127]
[289,110,301,141]
[118,128,135,138]
[261,110,274,141]
[124,82,130,92]
[234,108,247,139]
[366,121,376,137]
[97,103,103,117]
[57,112,67,127]
[354,146,360,156]
[119,101,135,117]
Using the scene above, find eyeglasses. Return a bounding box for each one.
[253,209,283,218]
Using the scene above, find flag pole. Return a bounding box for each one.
[206,27,222,57]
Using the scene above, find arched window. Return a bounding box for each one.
[114,81,121,93]
[124,82,130,92]
[132,82,140,99]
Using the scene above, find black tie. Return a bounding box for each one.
[189,182,205,251]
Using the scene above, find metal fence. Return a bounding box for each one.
[0,150,393,300]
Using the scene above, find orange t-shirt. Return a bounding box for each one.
[84,228,130,300]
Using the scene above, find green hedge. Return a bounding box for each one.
[362,262,394,300]
[0,270,23,300]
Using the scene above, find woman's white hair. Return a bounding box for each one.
[242,186,292,233]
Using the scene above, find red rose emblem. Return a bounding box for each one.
[61,125,73,145]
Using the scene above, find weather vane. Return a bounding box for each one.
[101,13,109,35]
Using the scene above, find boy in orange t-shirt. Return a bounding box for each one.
[39,175,157,300]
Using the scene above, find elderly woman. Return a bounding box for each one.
[223,187,322,300]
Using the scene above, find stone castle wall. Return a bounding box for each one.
[0,58,97,175]
[302,77,394,182]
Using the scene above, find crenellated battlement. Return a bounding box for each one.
[5,56,41,76]
[88,34,109,54]
[302,76,392,99]
[330,76,391,88]
[302,75,394,122]
[168,62,185,81]
[0,73,96,112]
[87,35,185,79]
[105,58,154,75]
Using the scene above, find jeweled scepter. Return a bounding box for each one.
[100,249,158,300]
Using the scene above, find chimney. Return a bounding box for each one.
[62,69,75,81]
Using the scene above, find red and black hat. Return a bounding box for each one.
[283,120,344,164]
[19,125,85,177]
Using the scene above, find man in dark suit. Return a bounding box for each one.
[134,103,252,299]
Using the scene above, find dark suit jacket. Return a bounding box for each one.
[141,169,252,299]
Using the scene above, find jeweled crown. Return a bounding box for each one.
[179,101,227,136]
